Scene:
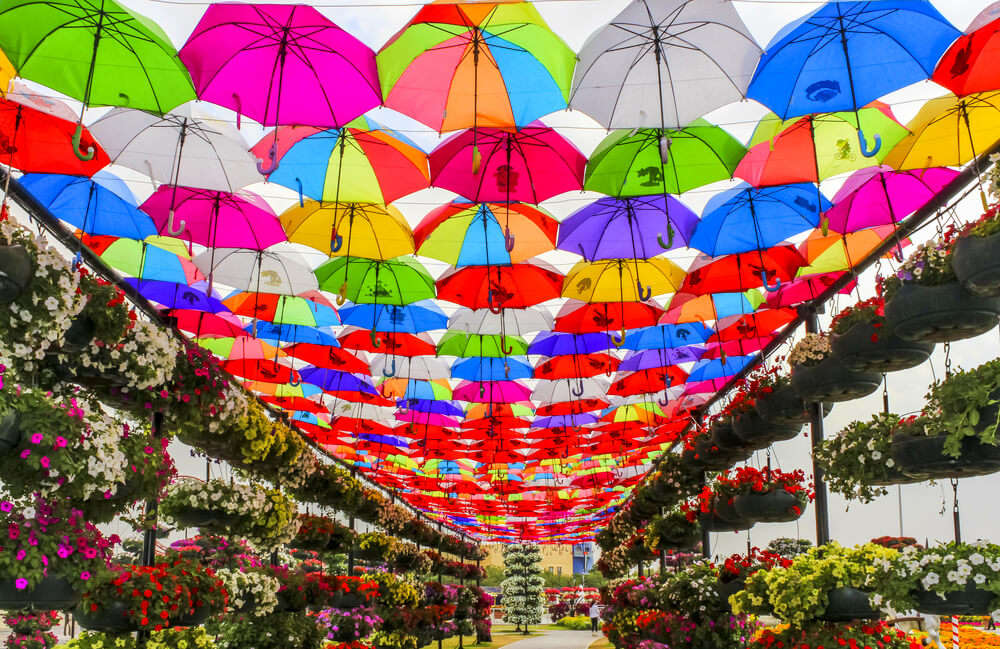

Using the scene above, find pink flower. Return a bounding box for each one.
[56,546,70,558]
[29,433,42,445]
[39,457,49,469]
[14,579,27,590]
[18,450,29,459]
[79,571,90,581]
[0,502,12,513]
[54,437,67,448]
[15,550,25,561]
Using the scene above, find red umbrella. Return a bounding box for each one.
[534,353,619,380]
[221,359,299,384]
[553,300,664,333]
[436,262,563,309]
[714,308,797,341]
[284,343,368,373]
[171,310,248,338]
[679,246,806,295]
[535,398,609,417]
[260,395,328,414]
[933,8,1000,97]
[609,367,688,397]
[703,336,775,359]
[337,327,435,356]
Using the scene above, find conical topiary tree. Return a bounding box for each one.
[501,544,545,634]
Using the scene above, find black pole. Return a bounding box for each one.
[805,308,831,546]
[136,410,164,645]
[347,514,355,574]
[952,479,962,543]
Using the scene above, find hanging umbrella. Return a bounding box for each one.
[300,367,378,394]
[125,279,228,313]
[196,335,285,362]
[224,292,340,327]
[338,328,436,356]
[453,380,531,403]
[534,353,618,380]
[558,195,697,259]
[608,367,688,397]
[436,262,563,310]
[284,343,367,374]
[448,307,552,336]
[662,291,760,324]
[281,201,414,259]
[734,104,908,187]
[553,300,664,334]
[762,273,853,309]
[315,256,435,306]
[0,0,194,122]
[451,357,533,382]
[340,301,447,333]
[256,116,428,203]
[884,92,1000,171]
[374,355,450,381]
[621,323,713,350]
[414,200,558,266]
[689,183,831,256]
[90,106,260,197]
[429,125,585,203]
[618,347,703,372]
[687,355,754,383]
[533,414,599,429]
[796,226,902,276]
[570,0,760,129]
[527,332,612,357]
[180,4,380,132]
[220,359,300,387]
[438,333,529,358]
[172,310,248,338]
[933,3,1000,97]
[379,378,452,401]
[141,186,285,250]
[193,249,318,295]
[680,247,806,295]
[21,172,154,238]
[243,322,339,348]
[376,2,574,131]
[86,236,198,284]
[563,258,685,303]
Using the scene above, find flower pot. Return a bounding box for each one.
[818,587,876,622]
[0,245,32,305]
[683,436,751,471]
[170,506,238,531]
[791,356,882,403]
[732,411,802,449]
[74,599,138,633]
[173,603,210,627]
[913,583,995,615]
[953,232,1000,297]
[885,282,1000,343]
[62,315,96,351]
[890,432,1000,479]
[733,490,805,523]
[755,385,811,426]
[711,419,748,451]
[717,576,746,612]
[330,592,362,609]
[0,576,80,610]
[713,496,754,530]
[0,409,21,455]
[276,590,305,612]
[831,321,934,373]
[698,512,747,533]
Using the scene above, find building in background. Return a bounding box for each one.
[482,544,574,577]
[572,542,595,574]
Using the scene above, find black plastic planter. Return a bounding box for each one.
[717,577,746,612]
[713,496,754,530]
[0,576,80,610]
[0,245,32,305]
[75,600,138,633]
[733,490,805,523]
[687,436,751,471]
[831,321,934,373]
[651,526,700,551]
[0,409,21,455]
[891,433,1000,480]
[699,512,749,533]
[953,232,1000,297]
[913,583,995,615]
[732,411,802,449]
[173,603,211,626]
[818,587,877,622]
[170,506,238,531]
[791,356,882,403]
[711,419,748,451]
[62,315,96,351]
[885,281,1000,343]
[755,385,811,426]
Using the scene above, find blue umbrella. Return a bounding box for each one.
[527,332,613,356]
[21,171,155,238]
[621,323,713,350]
[619,347,705,372]
[247,322,339,347]
[357,433,410,448]
[398,398,463,417]
[747,1,959,144]
[339,300,447,333]
[451,357,533,381]
[687,355,754,382]
[126,279,229,313]
[690,183,831,255]
[299,368,377,393]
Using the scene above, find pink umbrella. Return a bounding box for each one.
[823,166,960,233]
[141,185,286,250]
[179,3,381,171]
[453,380,532,404]
[763,272,854,308]
[429,124,585,203]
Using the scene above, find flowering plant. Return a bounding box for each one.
[391,543,431,575]
[788,333,832,367]
[815,412,903,503]
[212,611,326,649]
[166,535,262,571]
[718,548,791,582]
[831,295,886,336]
[883,233,957,301]
[752,621,920,649]
[375,501,411,534]
[356,531,398,563]
[4,610,60,649]
[643,508,698,552]
[317,607,382,643]
[919,358,1000,457]
[713,467,813,514]
[216,567,279,616]
[293,514,353,552]
[54,628,217,649]
[875,542,1000,611]
[4,629,57,649]
[74,318,180,396]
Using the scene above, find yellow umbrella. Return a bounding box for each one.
[795,225,897,276]
[280,200,414,259]
[0,50,15,95]
[884,92,1000,171]
[563,258,685,302]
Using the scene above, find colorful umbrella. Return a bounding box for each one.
[436,262,563,310]
[621,323,714,350]
[557,195,697,259]
[553,300,664,334]
[534,353,618,380]
[562,258,685,303]
[663,292,760,325]
[339,328,436,357]
[194,249,318,295]
[22,172,154,238]
[680,247,806,295]
[340,301,447,333]
[618,347,703,372]
[223,292,340,327]
[284,343,367,374]
[314,257,435,306]
[281,201,413,260]
[246,322,339,347]
[448,307,552,336]
[527,332,612,357]
[125,279,228,313]
[933,4,1000,97]
[437,332,529,358]
[823,166,960,233]
[451,356,532,382]
[762,272,853,309]
[86,236,198,284]
[377,2,574,131]
[453,380,531,404]
[379,378,452,401]
[172,310,248,339]
[796,226,898,276]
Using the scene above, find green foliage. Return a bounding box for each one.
[501,544,545,627]
[872,542,1000,612]
[921,358,1000,456]
[211,611,325,649]
[557,615,591,630]
[765,538,813,560]
[814,413,901,503]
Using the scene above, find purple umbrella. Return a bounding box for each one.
[557,195,697,260]
[179,3,381,172]
[125,279,229,313]
[824,166,960,234]
[299,368,377,394]
[527,332,613,356]
[532,414,599,429]
[618,347,705,372]
[141,185,286,250]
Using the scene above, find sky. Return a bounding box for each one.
[40,0,1000,549]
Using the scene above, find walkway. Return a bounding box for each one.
[503,630,597,649]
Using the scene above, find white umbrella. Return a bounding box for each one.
[90,104,261,195]
[371,354,449,381]
[193,248,318,295]
[448,307,553,335]
[571,0,761,129]
[531,377,609,402]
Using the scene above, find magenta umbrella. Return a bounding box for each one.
[429,124,585,203]
[823,166,959,234]
[179,3,381,172]
[763,272,855,308]
[452,380,532,404]
[141,186,286,250]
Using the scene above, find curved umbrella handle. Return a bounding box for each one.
[657,223,675,250]
[72,123,95,162]
[570,379,585,397]
[166,208,186,237]
[636,279,653,302]
[487,290,503,315]
[657,393,668,407]
[256,141,279,175]
[611,326,627,349]
[369,328,382,349]
[295,178,304,208]
[289,374,301,387]
[504,227,515,253]
[857,129,882,158]
[760,270,782,293]
[331,231,343,253]
[501,335,514,356]
[336,282,348,306]
[382,357,396,378]
[232,93,242,130]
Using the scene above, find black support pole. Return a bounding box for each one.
[136,410,164,645]
[347,514,356,574]
[804,308,831,546]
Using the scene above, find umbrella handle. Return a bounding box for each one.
[289,375,300,387]
[232,93,242,130]
[857,129,882,158]
[256,141,280,175]
[331,232,344,253]
[657,223,675,250]
[611,327,627,349]
[479,383,486,398]
[295,178,304,208]
[72,123,95,162]
[336,282,348,306]
[369,328,382,349]
[166,208,187,236]
[501,336,514,356]
[570,379,584,397]
[657,393,668,407]
[659,134,672,164]
[504,227,515,253]
[382,358,396,378]
[487,290,503,315]
[760,270,781,293]
[636,280,653,302]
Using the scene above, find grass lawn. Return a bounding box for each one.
[585,637,614,649]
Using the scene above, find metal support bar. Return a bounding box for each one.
[805,311,831,546]
[952,479,962,544]
[136,411,164,645]
[347,514,356,574]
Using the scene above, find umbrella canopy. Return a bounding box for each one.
[453,380,531,403]
[618,347,703,372]
[621,323,714,350]
[436,262,563,310]
[339,328,436,356]
[223,292,340,327]
[377,1,574,131]
[125,279,228,313]
[0,0,194,114]
[87,236,197,284]
[933,4,1000,97]
[284,343,367,374]
[314,257,435,306]
[194,249,318,295]
[571,0,760,129]
[180,3,380,129]
[558,195,697,259]
[534,353,618,380]
[281,201,414,259]
[563,258,685,303]
[437,332,529,358]
[553,300,664,334]
[527,332,612,357]
[22,172,154,238]
[662,291,760,324]
[680,247,806,295]
[823,166,960,233]
[883,92,1000,170]
[141,186,285,249]
[448,307,552,336]
[340,301,447,333]
[451,356,533,382]
[429,125,585,203]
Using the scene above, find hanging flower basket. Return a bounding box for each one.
[330,592,363,609]
[717,576,746,612]
[712,496,754,530]
[831,321,934,373]
[0,576,80,611]
[912,583,995,616]
[952,231,1000,297]
[732,411,802,448]
[172,602,211,627]
[682,435,751,471]
[733,489,806,523]
[74,600,138,633]
[755,384,812,425]
[791,355,882,403]
[890,432,1000,479]
[61,314,96,352]
[711,418,748,451]
[0,244,33,305]
[884,281,1000,343]
[818,587,877,622]
[0,409,21,455]
[698,512,748,533]
[168,505,239,531]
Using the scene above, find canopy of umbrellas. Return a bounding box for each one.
[1,0,998,543]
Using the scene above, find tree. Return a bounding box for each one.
[501,544,545,634]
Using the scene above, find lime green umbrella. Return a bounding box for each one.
[314,256,435,306]
[436,332,528,358]
[0,0,194,146]
[584,119,746,197]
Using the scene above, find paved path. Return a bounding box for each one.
[503,630,597,649]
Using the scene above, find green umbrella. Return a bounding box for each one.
[436,332,528,358]
[0,0,194,157]
[314,256,435,307]
[584,119,745,197]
